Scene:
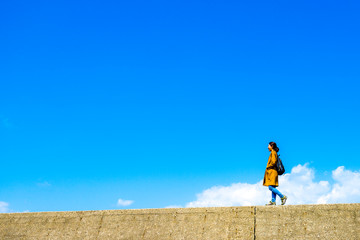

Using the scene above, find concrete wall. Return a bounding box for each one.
[255,204,360,239]
[0,204,359,239]
[0,207,254,240]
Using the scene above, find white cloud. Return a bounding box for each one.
[184,164,360,207]
[279,164,331,205]
[317,166,360,204]
[0,201,10,213]
[186,181,266,208]
[117,198,134,207]
[165,205,183,209]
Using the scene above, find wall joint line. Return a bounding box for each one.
[253,206,257,240]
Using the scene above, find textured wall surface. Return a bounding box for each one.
[255,204,360,239]
[0,204,359,240]
[0,207,254,240]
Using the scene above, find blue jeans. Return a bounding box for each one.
[269,186,284,202]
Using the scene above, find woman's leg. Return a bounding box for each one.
[268,186,284,201]
[271,191,276,203]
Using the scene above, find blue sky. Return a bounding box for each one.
[1,0,359,212]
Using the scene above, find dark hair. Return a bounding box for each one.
[269,142,279,152]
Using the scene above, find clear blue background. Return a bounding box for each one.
[1,0,359,212]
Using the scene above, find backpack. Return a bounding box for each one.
[276,154,285,175]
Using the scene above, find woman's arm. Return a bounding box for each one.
[266,152,277,169]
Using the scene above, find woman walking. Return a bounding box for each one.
[263,142,287,205]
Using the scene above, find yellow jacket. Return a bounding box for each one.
[263,150,279,187]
